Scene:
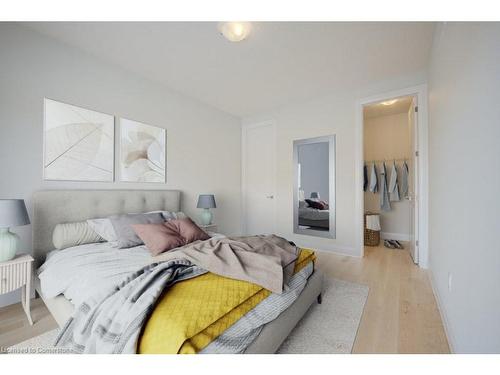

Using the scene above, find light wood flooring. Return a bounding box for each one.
[316,245,450,353]
[0,245,449,353]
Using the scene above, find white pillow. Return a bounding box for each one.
[53,221,104,250]
[87,218,117,243]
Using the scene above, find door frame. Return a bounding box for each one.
[241,120,277,235]
[355,84,429,268]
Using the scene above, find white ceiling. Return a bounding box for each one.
[363,96,413,119]
[24,22,435,117]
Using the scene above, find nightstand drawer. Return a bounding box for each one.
[0,262,29,294]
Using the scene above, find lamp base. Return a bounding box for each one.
[200,209,213,225]
[0,228,19,262]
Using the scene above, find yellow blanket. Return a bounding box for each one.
[138,248,315,354]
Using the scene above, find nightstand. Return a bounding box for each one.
[0,253,34,325]
[200,224,217,233]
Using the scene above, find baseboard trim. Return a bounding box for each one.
[380,232,411,241]
[294,242,360,258]
[428,267,456,353]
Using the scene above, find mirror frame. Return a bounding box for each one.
[293,135,336,239]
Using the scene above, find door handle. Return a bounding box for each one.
[266,195,274,199]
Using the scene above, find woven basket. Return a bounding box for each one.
[364,213,380,246]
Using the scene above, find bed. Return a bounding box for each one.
[32,189,324,354]
[298,206,330,229]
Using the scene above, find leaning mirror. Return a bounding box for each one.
[293,135,336,239]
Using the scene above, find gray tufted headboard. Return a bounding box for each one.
[32,189,181,267]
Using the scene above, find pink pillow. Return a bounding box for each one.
[131,223,184,256]
[164,218,210,244]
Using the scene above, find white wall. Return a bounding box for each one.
[364,112,411,238]
[243,72,427,256]
[0,24,241,307]
[428,23,500,353]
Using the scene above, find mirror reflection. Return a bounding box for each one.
[293,135,336,238]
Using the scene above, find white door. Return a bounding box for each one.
[242,122,276,235]
[407,97,419,264]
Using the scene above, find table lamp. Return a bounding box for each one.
[0,199,30,262]
[197,194,216,225]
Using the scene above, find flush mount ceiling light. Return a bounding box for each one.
[381,99,398,106]
[218,22,251,42]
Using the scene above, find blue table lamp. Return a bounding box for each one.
[197,194,216,225]
[0,199,30,262]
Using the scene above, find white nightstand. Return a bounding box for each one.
[0,253,34,325]
[200,224,217,233]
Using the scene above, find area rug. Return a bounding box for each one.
[277,277,369,354]
[8,278,368,354]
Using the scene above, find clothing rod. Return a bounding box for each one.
[364,158,408,164]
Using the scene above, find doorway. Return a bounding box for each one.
[242,121,277,235]
[362,95,419,263]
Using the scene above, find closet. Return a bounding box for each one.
[363,96,418,262]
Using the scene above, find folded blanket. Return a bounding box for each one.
[151,234,299,294]
[200,261,314,353]
[139,249,316,354]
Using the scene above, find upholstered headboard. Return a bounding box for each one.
[32,190,181,266]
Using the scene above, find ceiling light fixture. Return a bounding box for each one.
[381,99,398,106]
[218,22,251,42]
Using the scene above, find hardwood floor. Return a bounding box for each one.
[0,245,450,353]
[0,298,57,349]
[316,245,450,353]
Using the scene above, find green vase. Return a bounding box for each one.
[200,209,213,225]
[0,228,19,262]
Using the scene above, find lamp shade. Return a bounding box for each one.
[0,199,30,228]
[310,192,320,199]
[197,194,216,209]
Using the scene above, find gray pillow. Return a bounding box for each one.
[109,213,165,249]
[53,221,104,250]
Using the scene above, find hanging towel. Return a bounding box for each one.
[363,164,368,191]
[369,163,378,193]
[389,161,400,202]
[401,161,409,198]
[380,162,391,211]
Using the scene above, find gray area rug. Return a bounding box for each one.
[278,277,369,354]
[8,278,368,354]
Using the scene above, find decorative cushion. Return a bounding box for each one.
[53,221,104,250]
[164,218,210,244]
[131,223,184,256]
[132,218,210,255]
[109,213,165,249]
[87,218,117,243]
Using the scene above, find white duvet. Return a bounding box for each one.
[298,207,330,221]
[37,242,152,307]
[37,232,226,307]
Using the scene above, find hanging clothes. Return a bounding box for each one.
[369,163,378,193]
[363,164,368,191]
[401,161,409,198]
[389,161,400,202]
[380,162,391,211]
